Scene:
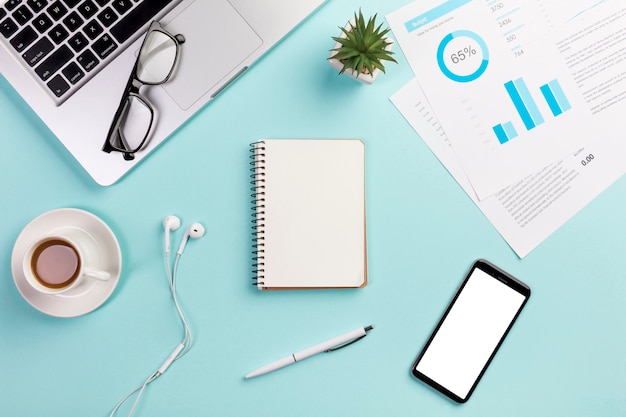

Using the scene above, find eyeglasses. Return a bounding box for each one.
[102,21,185,161]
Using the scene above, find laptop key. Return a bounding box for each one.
[97,7,117,27]
[10,25,38,52]
[5,0,23,12]
[0,9,7,21]
[47,0,68,20]
[49,23,69,44]
[111,0,132,16]
[32,13,53,33]
[22,35,53,66]
[62,61,85,84]
[77,0,97,19]
[35,44,73,80]
[110,0,173,43]
[63,11,84,32]
[27,0,48,13]
[77,48,98,71]
[12,5,33,25]
[47,73,70,97]
[83,19,102,39]
[92,33,116,59]
[68,31,88,51]
[1,17,19,38]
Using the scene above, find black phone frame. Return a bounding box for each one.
[410,258,531,403]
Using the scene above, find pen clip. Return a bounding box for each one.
[324,334,367,352]
[324,326,373,353]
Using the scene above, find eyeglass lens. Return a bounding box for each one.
[136,30,179,84]
[109,94,153,153]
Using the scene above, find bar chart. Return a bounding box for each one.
[493,77,571,144]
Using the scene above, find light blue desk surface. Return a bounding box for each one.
[2,1,625,416]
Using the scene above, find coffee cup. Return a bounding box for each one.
[22,231,110,295]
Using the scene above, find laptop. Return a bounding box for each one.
[0,0,327,185]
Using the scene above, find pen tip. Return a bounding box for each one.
[365,325,373,331]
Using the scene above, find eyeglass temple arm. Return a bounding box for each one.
[102,64,142,151]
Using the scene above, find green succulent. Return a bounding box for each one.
[329,10,397,78]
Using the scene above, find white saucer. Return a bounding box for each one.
[11,208,122,318]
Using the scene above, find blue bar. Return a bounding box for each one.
[503,121,518,139]
[540,84,562,116]
[493,123,509,144]
[504,80,535,130]
[549,79,571,112]
[513,78,544,127]
[404,0,472,32]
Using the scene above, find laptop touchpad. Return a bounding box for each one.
[161,0,263,110]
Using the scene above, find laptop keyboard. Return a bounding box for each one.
[0,0,176,105]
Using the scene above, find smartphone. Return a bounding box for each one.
[411,259,530,403]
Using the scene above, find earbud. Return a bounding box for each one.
[163,215,181,253]
[177,223,205,255]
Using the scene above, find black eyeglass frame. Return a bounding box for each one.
[102,20,185,161]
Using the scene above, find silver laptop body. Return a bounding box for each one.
[0,0,326,185]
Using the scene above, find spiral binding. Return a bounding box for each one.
[250,141,266,287]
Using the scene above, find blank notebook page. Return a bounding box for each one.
[254,139,367,289]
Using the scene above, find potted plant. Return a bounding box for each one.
[328,10,397,84]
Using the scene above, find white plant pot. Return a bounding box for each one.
[328,20,394,84]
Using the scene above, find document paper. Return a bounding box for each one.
[387,0,626,199]
[390,79,625,258]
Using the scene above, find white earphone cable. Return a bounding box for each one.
[167,252,193,358]
[108,248,192,417]
[108,371,160,417]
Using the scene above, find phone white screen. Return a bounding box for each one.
[414,267,526,400]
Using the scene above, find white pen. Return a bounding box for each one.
[245,325,374,379]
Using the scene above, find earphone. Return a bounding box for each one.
[109,216,204,417]
[176,222,205,255]
[163,215,181,253]
[163,215,205,255]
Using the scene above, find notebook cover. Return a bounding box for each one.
[250,139,367,290]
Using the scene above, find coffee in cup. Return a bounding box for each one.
[23,232,110,295]
[30,238,82,289]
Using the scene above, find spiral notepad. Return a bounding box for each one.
[250,139,367,290]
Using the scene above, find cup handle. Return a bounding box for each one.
[84,268,111,281]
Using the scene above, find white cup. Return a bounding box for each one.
[22,231,110,295]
